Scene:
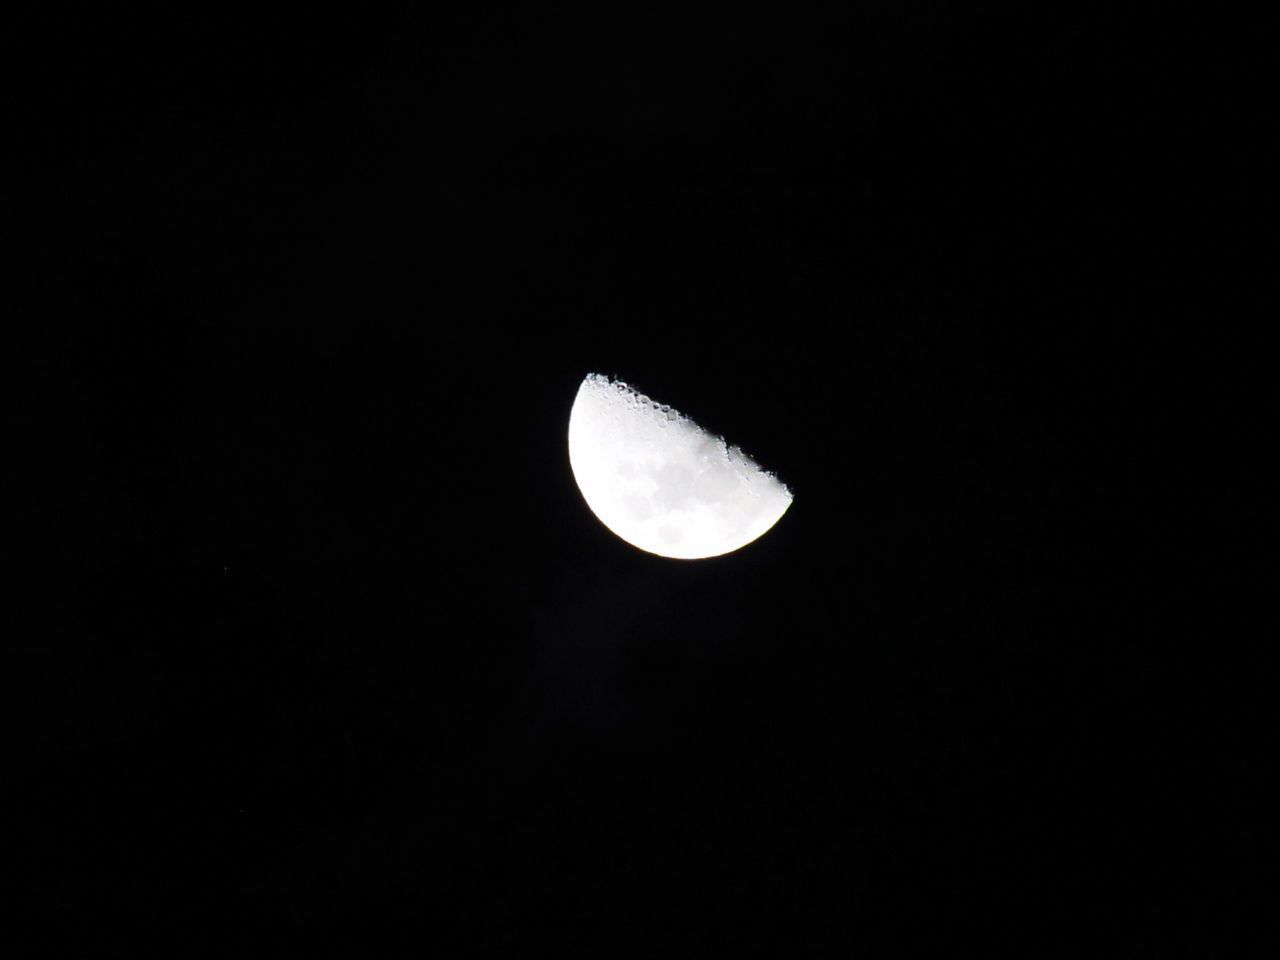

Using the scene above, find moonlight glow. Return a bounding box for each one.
[567,373,792,559]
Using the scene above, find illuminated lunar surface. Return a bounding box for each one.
[567,373,792,559]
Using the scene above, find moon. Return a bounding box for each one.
[567,373,793,559]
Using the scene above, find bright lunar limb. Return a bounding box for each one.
[567,373,793,559]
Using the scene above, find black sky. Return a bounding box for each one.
[4,4,1272,957]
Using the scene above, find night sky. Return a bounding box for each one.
[6,5,1271,957]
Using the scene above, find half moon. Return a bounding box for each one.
[567,373,793,559]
